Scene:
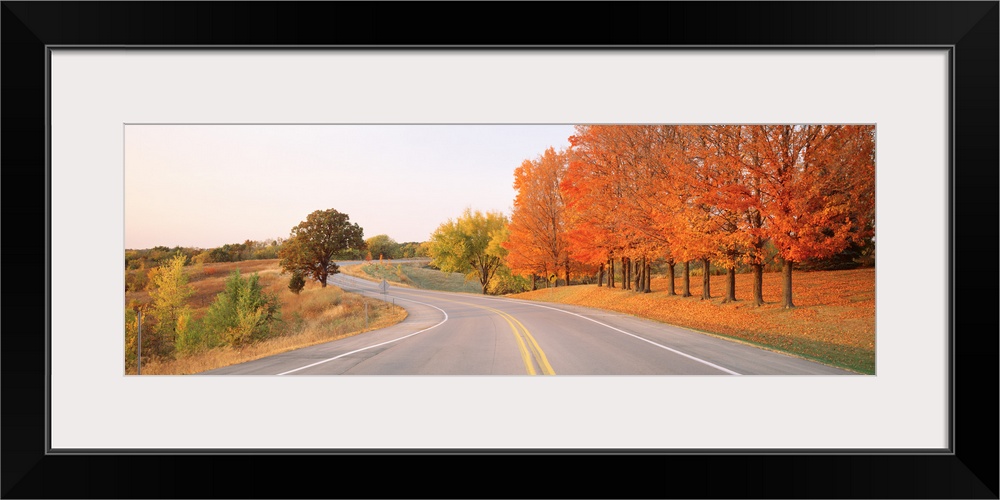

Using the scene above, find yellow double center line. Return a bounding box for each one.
[395,291,555,375]
[482,302,555,375]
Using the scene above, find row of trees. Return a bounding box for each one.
[125,239,286,271]
[195,239,285,264]
[364,234,428,261]
[503,125,875,307]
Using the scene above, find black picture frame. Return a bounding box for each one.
[3,2,996,498]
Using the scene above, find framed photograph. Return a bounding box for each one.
[4,2,996,498]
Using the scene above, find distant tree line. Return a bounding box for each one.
[126,239,287,292]
[126,238,286,270]
[364,234,429,261]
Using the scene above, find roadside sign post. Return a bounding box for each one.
[137,309,142,375]
[380,279,389,297]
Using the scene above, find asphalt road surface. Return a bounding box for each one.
[202,263,856,376]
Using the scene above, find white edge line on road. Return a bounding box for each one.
[472,294,742,376]
[331,269,739,375]
[276,288,449,376]
[514,300,741,375]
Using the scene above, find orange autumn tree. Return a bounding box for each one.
[748,124,876,308]
[677,125,735,301]
[562,125,630,288]
[733,125,775,307]
[643,125,694,296]
[504,147,572,289]
[689,125,769,304]
[563,124,667,290]
[610,125,673,294]
[566,124,717,296]
[646,125,712,298]
[561,174,615,287]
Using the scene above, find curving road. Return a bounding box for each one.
[202,263,856,376]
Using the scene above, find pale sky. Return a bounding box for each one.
[124,124,576,249]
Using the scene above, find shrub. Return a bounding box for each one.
[191,251,212,265]
[125,267,148,292]
[251,246,280,260]
[489,267,531,295]
[173,310,197,354]
[288,270,306,295]
[125,308,138,372]
[173,311,219,355]
[204,270,281,347]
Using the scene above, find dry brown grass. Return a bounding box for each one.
[126,259,407,375]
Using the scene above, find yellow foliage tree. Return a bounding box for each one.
[147,254,194,355]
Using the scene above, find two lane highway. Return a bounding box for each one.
[202,268,855,376]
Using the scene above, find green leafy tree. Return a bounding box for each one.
[147,254,194,355]
[428,208,509,294]
[279,209,365,287]
[204,269,281,347]
[173,309,210,355]
[397,242,425,258]
[365,234,400,260]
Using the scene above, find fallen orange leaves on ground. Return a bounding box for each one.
[511,267,875,373]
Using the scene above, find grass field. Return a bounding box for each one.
[509,268,876,374]
[342,260,483,294]
[125,259,407,374]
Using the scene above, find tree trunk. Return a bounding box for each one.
[597,264,604,287]
[319,274,328,287]
[782,259,795,308]
[531,273,537,291]
[609,256,615,288]
[630,260,635,290]
[634,260,642,291]
[564,261,570,287]
[701,258,711,300]
[667,260,676,295]
[627,259,632,291]
[682,261,691,297]
[632,260,637,291]
[751,264,763,306]
[722,266,736,303]
[622,257,629,290]
[644,258,651,293]
[622,257,627,290]
[623,257,629,290]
